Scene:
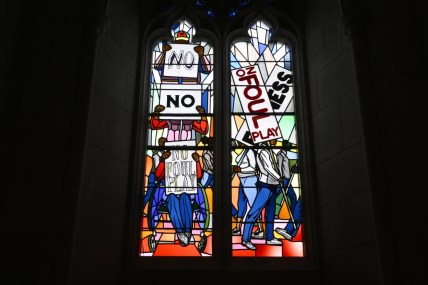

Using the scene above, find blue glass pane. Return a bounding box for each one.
[230,52,241,69]
[258,43,268,54]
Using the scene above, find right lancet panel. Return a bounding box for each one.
[230,20,304,257]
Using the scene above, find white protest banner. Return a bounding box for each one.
[231,65,282,144]
[235,122,254,146]
[163,44,199,78]
[159,84,202,119]
[265,64,294,113]
[164,140,198,195]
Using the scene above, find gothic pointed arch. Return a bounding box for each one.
[129,0,316,272]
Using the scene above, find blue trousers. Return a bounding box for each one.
[282,178,302,237]
[167,193,193,233]
[242,181,280,242]
[237,176,258,219]
[201,172,214,189]
[143,172,156,208]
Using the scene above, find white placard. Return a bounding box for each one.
[235,122,254,146]
[159,84,202,120]
[163,44,199,78]
[164,140,198,195]
[231,65,282,144]
[265,65,294,113]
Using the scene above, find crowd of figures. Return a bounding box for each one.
[144,135,213,253]
[231,139,302,250]
[144,136,302,252]
[142,19,302,256]
[142,24,214,254]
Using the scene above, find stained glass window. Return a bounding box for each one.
[139,19,214,257]
[138,14,308,261]
[230,20,304,257]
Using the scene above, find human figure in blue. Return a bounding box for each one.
[154,150,203,247]
[231,144,263,238]
[275,152,301,241]
[241,139,283,250]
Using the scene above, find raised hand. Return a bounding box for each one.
[162,44,172,52]
[196,105,207,121]
[194,46,204,57]
[153,105,165,120]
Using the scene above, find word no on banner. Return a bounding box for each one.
[159,84,202,120]
[164,44,199,78]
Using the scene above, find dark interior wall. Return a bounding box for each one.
[1,0,140,284]
[306,0,428,284]
[2,0,105,284]
[361,1,428,283]
[304,0,381,283]
[68,0,140,283]
[2,0,427,284]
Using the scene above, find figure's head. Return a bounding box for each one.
[174,30,190,44]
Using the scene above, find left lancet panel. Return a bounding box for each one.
[140,19,214,257]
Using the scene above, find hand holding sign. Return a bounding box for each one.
[194,46,204,57]
[162,44,172,52]
[153,104,165,120]
[233,165,241,173]
[196,105,207,121]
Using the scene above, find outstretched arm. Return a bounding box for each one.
[192,152,203,179]
[192,105,209,134]
[155,151,171,180]
[155,161,165,180]
[194,45,212,74]
[150,105,168,130]
[154,44,172,70]
[150,117,168,130]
